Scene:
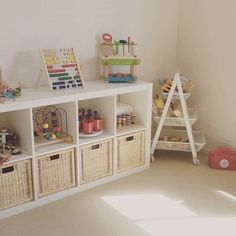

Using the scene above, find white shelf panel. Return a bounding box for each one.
[116,124,146,136]
[35,143,77,157]
[0,80,152,113]
[153,108,197,127]
[79,132,114,146]
[155,130,206,152]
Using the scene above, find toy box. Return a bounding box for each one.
[208,148,236,170]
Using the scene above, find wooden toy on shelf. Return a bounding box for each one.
[116,113,135,128]
[0,68,21,103]
[33,105,73,148]
[116,102,136,128]
[37,48,85,92]
[78,108,104,137]
[100,33,141,83]
[159,76,193,94]
[0,127,22,158]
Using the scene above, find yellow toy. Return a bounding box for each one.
[153,95,164,109]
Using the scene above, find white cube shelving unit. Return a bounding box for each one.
[0,79,152,220]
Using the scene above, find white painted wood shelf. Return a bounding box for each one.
[151,74,205,165]
[0,79,152,220]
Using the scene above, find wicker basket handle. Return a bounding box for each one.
[126,136,134,142]
[50,154,60,161]
[2,166,14,174]
[91,144,100,150]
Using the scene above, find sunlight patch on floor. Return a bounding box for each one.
[102,193,236,236]
[137,217,236,236]
[101,194,197,220]
[217,190,236,202]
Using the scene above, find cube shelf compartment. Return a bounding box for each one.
[79,139,113,184]
[156,129,206,152]
[78,96,115,146]
[116,131,145,172]
[37,148,76,197]
[116,90,148,135]
[33,102,77,156]
[0,109,33,162]
[0,159,33,210]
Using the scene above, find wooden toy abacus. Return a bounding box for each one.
[38,48,84,92]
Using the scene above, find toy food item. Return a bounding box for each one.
[159,76,193,94]
[153,95,164,109]
[161,79,172,93]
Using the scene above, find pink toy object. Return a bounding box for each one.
[102,33,112,43]
[208,148,236,170]
[82,120,94,134]
[93,118,103,132]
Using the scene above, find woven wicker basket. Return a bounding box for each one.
[116,131,145,172]
[0,159,33,210]
[80,139,113,184]
[37,148,75,197]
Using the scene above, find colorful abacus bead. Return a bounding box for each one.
[46,134,52,140]
[54,127,61,137]
[43,123,49,137]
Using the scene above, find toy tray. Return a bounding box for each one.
[155,129,206,152]
[153,108,197,127]
[79,130,104,138]
[108,77,136,83]
[34,133,67,148]
[162,92,191,100]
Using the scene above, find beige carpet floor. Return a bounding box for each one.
[0,151,236,236]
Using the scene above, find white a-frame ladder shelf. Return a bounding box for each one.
[151,73,203,165]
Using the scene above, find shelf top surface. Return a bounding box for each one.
[0,79,152,113]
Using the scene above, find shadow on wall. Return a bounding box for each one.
[7,51,42,88]
[80,57,100,81]
[6,49,101,88]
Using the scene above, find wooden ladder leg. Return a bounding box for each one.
[176,74,200,165]
[150,79,177,161]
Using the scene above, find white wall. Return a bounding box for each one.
[0,0,178,89]
[2,0,234,150]
[177,0,236,149]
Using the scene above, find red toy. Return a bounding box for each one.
[209,148,236,170]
